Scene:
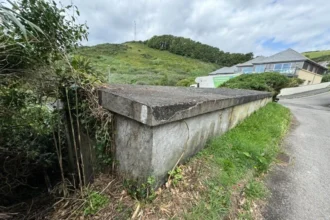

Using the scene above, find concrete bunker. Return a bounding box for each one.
[99,85,272,185]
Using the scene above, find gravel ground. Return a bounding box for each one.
[263,92,330,220]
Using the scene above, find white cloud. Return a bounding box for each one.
[64,0,330,56]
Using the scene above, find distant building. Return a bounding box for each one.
[318,61,329,68]
[235,48,327,76]
[198,48,328,88]
[208,65,238,75]
[195,73,241,88]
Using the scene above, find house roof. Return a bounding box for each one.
[318,61,329,68]
[209,65,237,75]
[252,48,327,70]
[236,56,266,67]
[253,48,308,64]
[207,48,327,76]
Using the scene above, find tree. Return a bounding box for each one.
[0,0,89,204]
[0,0,88,74]
[146,35,253,67]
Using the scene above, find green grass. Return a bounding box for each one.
[303,50,330,64]
[75,42,218,85]
[244,180,268,199]
[186,102,291,219]
[303,50,330,59]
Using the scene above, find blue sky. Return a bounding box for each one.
[261,38,297,52]
[59,0,330,56]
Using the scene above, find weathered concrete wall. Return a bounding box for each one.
[99,85,272,184]
[278,82,330,98]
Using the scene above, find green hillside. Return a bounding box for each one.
[76,42,218,85]
[303,50,330,63]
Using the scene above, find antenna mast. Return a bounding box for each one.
[134,20,137,41]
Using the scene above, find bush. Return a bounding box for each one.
[287,77,304,87]
[176,78,195,87]
[220,72,294,99]
[0,82,59,204]
[322,74,330,82]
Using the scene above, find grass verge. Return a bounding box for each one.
[185,102,291,219]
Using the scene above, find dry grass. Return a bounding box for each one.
[48,174,134,220]
[42,158,210,220]
[138,159,209,219]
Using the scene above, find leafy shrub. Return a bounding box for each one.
[287,77,304,87]
[176,78,195,87]
[84,191,109,215]
[322,74,330,82]
[0,82,59,204]
[124,177,156,201]
[168,167,183,186]
[220,72,294,99]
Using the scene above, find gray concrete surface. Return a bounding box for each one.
[278,82,330,97]
[99,85,272,185]
[279,87,330,99]
[263,92,330,220]
[99,84,271,126]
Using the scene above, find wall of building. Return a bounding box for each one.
[265,61,304,71]
[195,73,241,88]
[297,69,323,85]
[237,61,305,73]
[303,61,327,74]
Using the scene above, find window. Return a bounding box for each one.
[308,65,312,71]
[242,67,253,74]
[273,63,292,73]
[282,63,291,70]
[274,63,282,71]
[255,65,265,73]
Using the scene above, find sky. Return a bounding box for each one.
[61,0,330,56]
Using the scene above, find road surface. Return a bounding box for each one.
[263,92,330,220]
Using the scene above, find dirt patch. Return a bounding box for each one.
[276,153,291,165]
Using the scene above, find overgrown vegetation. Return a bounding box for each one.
[76,42,218,86]
[0,2,114,217]
[322,74,330,82]
[83,190,110,215]
[146,35,253,67]
[303,50,330,63]
[220,72,304,99]
[124,177,157,202]
[184,102,291,219]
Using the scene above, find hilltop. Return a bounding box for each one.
[303,50,330,63]
[76,42,218,86]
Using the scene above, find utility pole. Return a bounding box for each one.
[108,65,111,83]
[134,20,136,41]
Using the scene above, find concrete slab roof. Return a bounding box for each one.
[99,84,271,126]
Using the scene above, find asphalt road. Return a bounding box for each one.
[263,92,330,220]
